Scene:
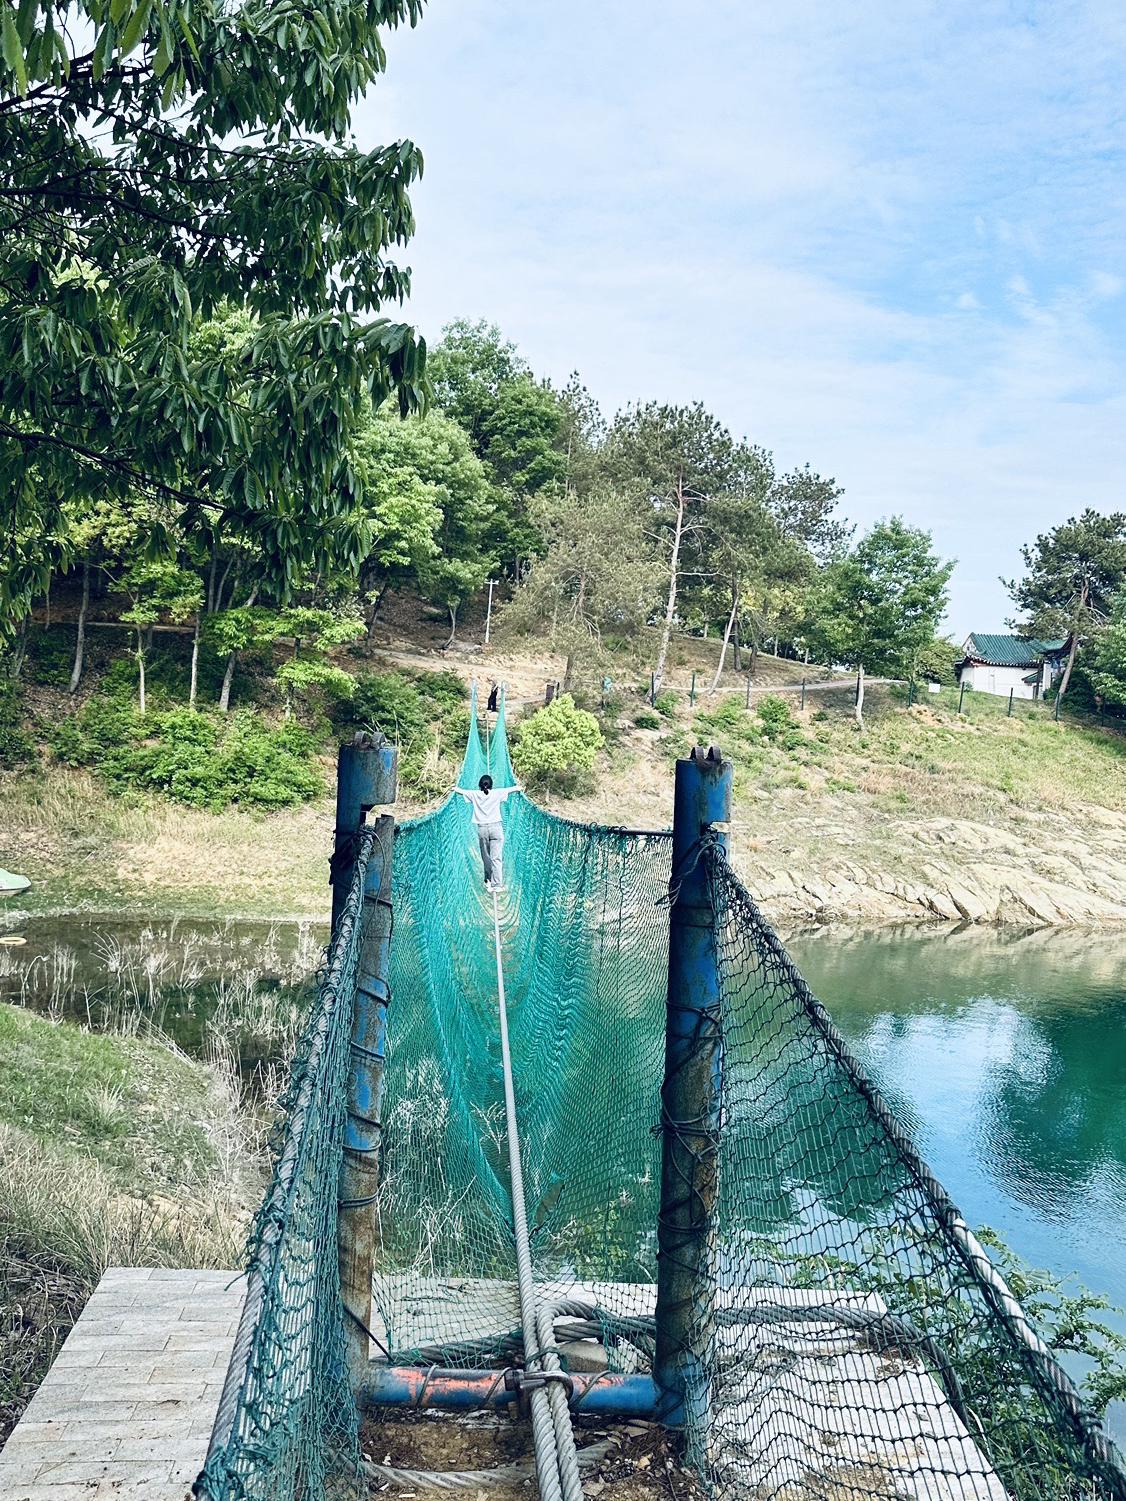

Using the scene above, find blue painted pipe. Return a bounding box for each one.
[653,746,732,1455]
[359,1366,657,1417]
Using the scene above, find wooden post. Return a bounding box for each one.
[1008,687,1014,718]
[689,671,696,706]
[958,680,966,715]
[800,678,806,711]
[331,735,398,1387]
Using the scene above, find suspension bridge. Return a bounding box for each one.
[92,689,1126,1497]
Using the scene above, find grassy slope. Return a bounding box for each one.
[0,1004,258,1440]
[1,631,1122,924]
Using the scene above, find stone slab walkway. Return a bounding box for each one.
[0,1267,244,1501]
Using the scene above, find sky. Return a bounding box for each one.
[355,0,1126,636]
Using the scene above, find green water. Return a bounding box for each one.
[788,922,1126,1439]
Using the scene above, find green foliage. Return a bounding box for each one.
[757,694,794,740]
[1,0,428,635]
[1089,592,1126,707]
[913,636,960,686]
[633,710,661,729]
[50,691,322,810]
[652,690,679,718]
[805,518,953,724]
[25,626,75,687]
[0,682,34,769]
[344,668,468,794]
[512,694,604,795]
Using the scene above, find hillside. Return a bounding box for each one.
[1,614,1124,929]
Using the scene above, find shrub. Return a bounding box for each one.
[757,694,794,740]
[811,708,829,723]
[50,693,323,810]
[26,626,75,687]
[344,669,468,791]
[512,694,604,795]
[0,682,34,769]
[633,710,661,730]
[653,690,678,719]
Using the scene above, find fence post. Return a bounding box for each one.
[689,670,696,706]
[331,734,398,1387]
[800,678,806,711]
[958,680,966,715]
[650,670,657,706]
[654,746,733,1463]
[907,681,915,708]
[1008,687,1014,718]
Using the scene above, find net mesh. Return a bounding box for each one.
[194,832,373,1501]
[197,704,1126,1501]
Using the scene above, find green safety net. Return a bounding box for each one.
[197,696,1126,1501]
[194,833,372,1501]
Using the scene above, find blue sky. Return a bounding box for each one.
[356,1,1126,636]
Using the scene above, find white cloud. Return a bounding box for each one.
[360,0,1126,635]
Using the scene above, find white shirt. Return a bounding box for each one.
[458,786,517,826]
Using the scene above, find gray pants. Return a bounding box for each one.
[477,823,504,886]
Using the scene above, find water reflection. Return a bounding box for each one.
[0,912,326,1089]
[788,923,1126,1336]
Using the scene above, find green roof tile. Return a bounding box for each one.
[963,633,1067,666]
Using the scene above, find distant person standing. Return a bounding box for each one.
[455,774,517,892]
[487,682,499,714]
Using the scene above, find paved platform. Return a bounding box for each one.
[0,1267,244,1501]
[373,1273,1008,1500]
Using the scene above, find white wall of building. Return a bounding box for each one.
[961,661,1044,699]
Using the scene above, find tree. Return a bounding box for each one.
[808,518,953,728]
[1006,510,1126,700]
[502,488,662,690]
[119,558,202,714]
[768,464,852,560]
[702,447,808,689]
[427,320,567,570]
[1089,593,1126,709]
[0,0,427,637]
[606,403,736,696]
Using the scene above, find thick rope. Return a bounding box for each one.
[491,888,584,1501]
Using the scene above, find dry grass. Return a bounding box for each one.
[0,1003,262,1440]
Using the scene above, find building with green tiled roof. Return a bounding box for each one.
[957,633,1069,700]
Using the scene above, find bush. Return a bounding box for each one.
[344,669,468,791]
[0,682,34,769]
[633,710,661,730]
[757,694,794,740]
[50,692,323,810]
[512,694,604,795]
[26,626,76,687]
[653,690,678,719]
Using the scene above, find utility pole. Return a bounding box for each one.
[484,580,497,646]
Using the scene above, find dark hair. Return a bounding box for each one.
[479,774,493,792]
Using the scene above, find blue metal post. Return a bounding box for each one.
[331,733,398,1386]
[654,745,732,1461]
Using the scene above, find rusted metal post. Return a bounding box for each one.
[331,734,398,1387]
[654,746,732,1463]
[1008,687,1014,717]
[958,680,966,715]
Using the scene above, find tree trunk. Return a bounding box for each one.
[709,583,739,692]
[854,661,865,730]
[136,631,147,715]
[69,560,90,694]
[365,581,390,638]
[206,549,218,614]
[653,478,686,697]
[9,617,29,680]
[445,601,459,648]
[1057,586,1086,699]
[189,613,200,708]
[219,653,237,712]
